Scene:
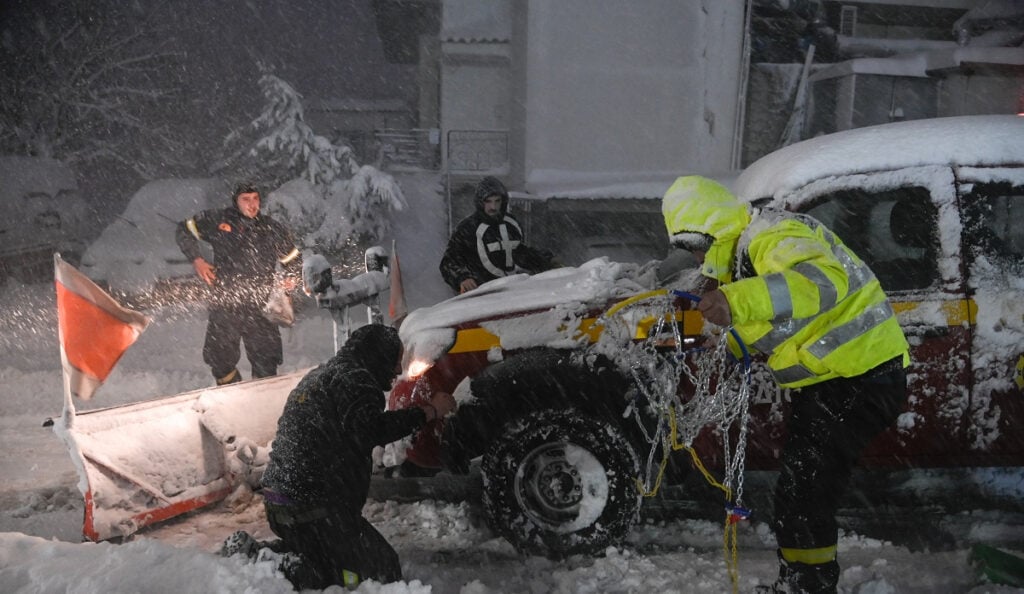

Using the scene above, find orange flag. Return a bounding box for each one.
[54,253,150,400]
[388,240,408,323]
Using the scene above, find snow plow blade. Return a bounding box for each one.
[50,371,306,542]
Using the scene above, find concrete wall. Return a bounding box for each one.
[441,45,512,133]
[517,0,745,181]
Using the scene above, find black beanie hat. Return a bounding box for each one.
[232,182,260,206]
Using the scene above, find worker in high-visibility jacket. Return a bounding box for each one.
[662,176,910,594]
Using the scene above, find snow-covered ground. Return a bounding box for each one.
[1,277,1023,593]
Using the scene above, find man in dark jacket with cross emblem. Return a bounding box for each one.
[440,176,555,294]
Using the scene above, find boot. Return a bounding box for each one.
[755,556,839,594]
[215,368,242,386]
[220,530,287,560]
[220,530,260,559]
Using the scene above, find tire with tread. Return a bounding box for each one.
[480,408,641,559]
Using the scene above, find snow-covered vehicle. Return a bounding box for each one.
[389,114,1024,558]
[733,114,1024,465]
[391,259,709,559]
[0,156,89,283]
[80,178,228,297]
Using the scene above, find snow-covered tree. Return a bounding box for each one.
[220,73,406,259]
[0,9,192,179]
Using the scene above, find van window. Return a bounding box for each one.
[962,183,1024,284]
[801,187,939,292]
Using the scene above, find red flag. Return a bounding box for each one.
[54,254,150,400]
[388,240,408,323]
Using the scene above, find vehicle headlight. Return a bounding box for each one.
[406,358,433,379]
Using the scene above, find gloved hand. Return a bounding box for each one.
[422,391,457,421]
[697,289,732,326]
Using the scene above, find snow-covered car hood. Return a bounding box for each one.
[398,257,655,368]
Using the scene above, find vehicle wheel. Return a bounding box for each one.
[480,409,641,559]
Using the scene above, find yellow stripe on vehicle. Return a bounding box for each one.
[448,310,705,355]
[448,318,604,354]
[448,327,501,354]
[891,298,977,326]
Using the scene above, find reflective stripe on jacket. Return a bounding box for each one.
[720,209,909,388]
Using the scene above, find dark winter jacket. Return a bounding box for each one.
[261,324,427,510]
[175,206,300,304]
[439,176,554,291]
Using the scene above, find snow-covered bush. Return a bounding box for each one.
[220,73,406,259]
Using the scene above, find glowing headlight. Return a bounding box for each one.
[406,359,433,379]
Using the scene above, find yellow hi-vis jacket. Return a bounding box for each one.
[719,208,910,388]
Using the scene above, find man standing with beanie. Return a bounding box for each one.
[176,182,301,385]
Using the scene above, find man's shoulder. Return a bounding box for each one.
[456,211,483,226]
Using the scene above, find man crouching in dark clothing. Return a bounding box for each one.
[259,324,456,589]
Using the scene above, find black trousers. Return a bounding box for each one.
[202,302,282,380]
[265,503,402,589]
[772,360,907,551]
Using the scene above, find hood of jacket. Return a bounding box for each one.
[474,176,509,222]
[662,175,751,283]
[338,324,403,392]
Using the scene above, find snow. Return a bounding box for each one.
[399,259,652,367]
[810,46,1024,80]
[733,115,1024,203]
[3,116,1024,592]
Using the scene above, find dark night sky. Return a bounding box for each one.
[1,0,416,102]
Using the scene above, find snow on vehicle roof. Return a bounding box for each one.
[398,257,651,366]
[734,115,1024,203]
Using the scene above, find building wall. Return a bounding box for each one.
[441,46,512,134]
[939,70,1024,116]
[517,0,745,182]
[440,0,514,179]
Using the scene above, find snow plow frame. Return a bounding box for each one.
[50,371,306,542]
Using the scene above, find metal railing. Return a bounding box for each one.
[447,129,509,172]
[373,128,441,170]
